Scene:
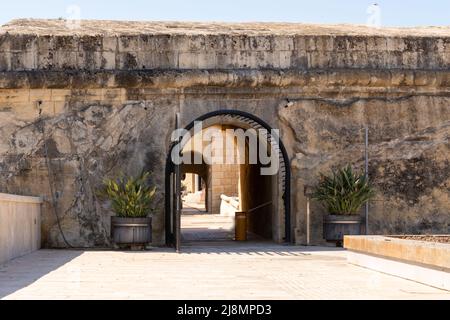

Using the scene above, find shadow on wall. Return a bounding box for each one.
[0,250,83,299]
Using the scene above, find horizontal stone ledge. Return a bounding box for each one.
[0,68,449,90]
[344,235,450,271]
[0,193,43,204]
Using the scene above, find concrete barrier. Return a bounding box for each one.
[0,193,42,265]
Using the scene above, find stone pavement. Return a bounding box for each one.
[0,242,449,300]
[181,214,235,242]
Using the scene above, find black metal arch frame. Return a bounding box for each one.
[164,109,291,245]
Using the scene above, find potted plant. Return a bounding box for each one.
[313,165,375,245]
[102,172,156,248]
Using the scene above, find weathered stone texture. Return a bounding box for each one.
[1,19,450,72]
[283,95,449,244]
[0,20,449,247]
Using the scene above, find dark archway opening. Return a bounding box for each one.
[165,110,291,248]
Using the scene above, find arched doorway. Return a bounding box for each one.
[165,110,291,250]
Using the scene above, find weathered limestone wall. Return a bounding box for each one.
[0,193,42,264]
[0,86,172,247]
[1,19,450,72]
[0,20,449,247]
[283,94,450,244]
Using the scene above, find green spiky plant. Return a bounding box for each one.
[102,172,156,218]
[313,165,375,215]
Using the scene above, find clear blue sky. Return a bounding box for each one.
[1,0,449,27]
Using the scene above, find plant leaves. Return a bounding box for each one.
[101,171,157,217]
[312,165,375,215]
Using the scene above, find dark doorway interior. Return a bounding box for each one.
[165,110,291,250]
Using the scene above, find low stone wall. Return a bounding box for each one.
[0,193,42,265]
[344,235,450,290]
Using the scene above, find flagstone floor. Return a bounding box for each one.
[1,241,449,300]
[181,213,235,241]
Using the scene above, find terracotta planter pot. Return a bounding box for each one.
[111,216,152,245]
[323,215,362,242]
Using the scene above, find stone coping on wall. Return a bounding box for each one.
[3,19,450,37]
[0,193,43,204]
[344,235,450,271]
[1,19,450,72]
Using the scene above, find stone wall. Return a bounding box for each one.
[0,19,449,247]
[211,164,240,214]
[182,173,197,194]
[1,20,450,72]
[0,193,42,264]
[283,94,450,244]
[210,126,240,214]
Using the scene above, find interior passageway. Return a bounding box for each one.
[180,123,275,244]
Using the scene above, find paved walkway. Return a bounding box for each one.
[181,214,235,241]
[1,242,449,300]
[181,213,266,242]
